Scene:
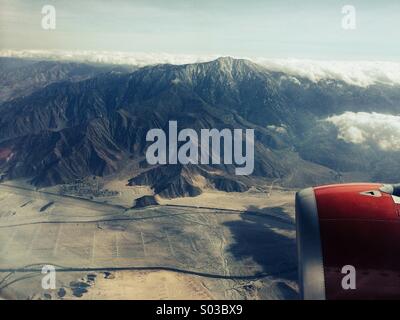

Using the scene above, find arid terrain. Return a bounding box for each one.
[3,55,395,300]
[0,180,298,300]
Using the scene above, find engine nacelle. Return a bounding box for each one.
[296,183,400,299]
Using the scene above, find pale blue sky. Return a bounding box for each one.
[1,0,399,60]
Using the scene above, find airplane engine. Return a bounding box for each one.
[296,183,400,299]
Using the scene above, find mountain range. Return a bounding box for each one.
[1,56,399,198]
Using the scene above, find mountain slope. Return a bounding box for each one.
[0,57,135,103]
[1,57,399,196]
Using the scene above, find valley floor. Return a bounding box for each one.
[0,182,298,300]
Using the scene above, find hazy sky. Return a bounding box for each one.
[1,0,399,60]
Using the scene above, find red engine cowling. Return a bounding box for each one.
[296,183,400,299]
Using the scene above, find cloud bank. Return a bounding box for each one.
[253,58,400,87]
[0,49,219,68]
[325,112,400,151]
[1,50,400,87]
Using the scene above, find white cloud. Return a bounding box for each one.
[325,112,400,151]
[253,58,400,87]
[1,50,400,87]
[0,49,219,67]
[267,124,288,134]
